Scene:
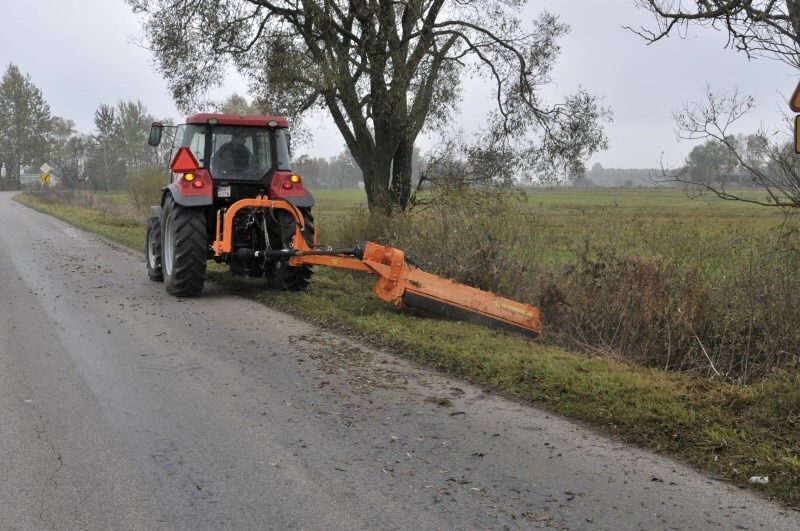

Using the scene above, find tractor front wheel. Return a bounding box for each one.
[162,198,207,297]
[146,215,163,282]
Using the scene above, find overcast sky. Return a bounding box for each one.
[0,0,793,168]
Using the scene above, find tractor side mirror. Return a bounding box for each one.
[148,122,164,147]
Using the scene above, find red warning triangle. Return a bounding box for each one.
[170,147,200,172]
[791,81,800,113]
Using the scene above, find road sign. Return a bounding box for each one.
[791,82,800,112]
[39,162,52,185]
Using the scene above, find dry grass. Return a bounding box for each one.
[329,187,800,382]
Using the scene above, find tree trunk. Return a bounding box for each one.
[789,0,800,37]
[102,144,110,192]
[8,155,21,188]
[357,141,416,214]
[389,137,414,212]
[362,154,393,214]
[356,125,395,214]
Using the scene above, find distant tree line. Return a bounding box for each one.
[585,164,661,188]
[0,63,164,191]
[292,151,363,189]
[585,131,779,191]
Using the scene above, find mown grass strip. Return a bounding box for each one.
[15,193,144,251]
[14,192,800,507]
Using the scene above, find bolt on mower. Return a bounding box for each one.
[145,114,541,337]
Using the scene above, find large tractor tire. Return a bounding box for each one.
[267,207,314,292]
[162,198,207,297]
[146,215,163,281]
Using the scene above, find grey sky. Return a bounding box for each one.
[0,0,793,168]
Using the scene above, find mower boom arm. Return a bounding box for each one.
[213,197,541,337]
[290,243,541,337]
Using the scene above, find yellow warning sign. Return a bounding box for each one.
[792,82,800,113]
[39,163,52,185]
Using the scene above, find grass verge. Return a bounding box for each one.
[14,191,800,507]
[15,192,144,251]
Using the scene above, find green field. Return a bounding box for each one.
[312,188,785,266]
[14,187,800,506]
[28,186,782,252]
[312,186,780,215]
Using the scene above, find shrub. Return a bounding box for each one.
[128,168,168,217]
[538,245,800,381]
[333,186,800,382]
[331,186,538,294]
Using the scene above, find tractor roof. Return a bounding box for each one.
[186,113,289,128]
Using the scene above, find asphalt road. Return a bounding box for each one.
[0,191,797,530]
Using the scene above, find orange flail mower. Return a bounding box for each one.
[213,195,541,336]
[145,114,541,337]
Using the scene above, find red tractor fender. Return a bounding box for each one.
[161,181,213,208]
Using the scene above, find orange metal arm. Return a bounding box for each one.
[213,196,304,256]
[213,198,541,336]
[290,242,541,337]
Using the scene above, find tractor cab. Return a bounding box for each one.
[149,114,312,208]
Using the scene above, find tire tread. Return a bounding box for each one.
[164,200,207,297]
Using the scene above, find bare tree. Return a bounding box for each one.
[632,1,800,68]
[662,87,800,208]
[128,0,609,213]
[632,2,800,208]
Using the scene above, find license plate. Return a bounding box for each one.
[217,186,231,198]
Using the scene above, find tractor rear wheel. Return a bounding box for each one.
[146,215,163,281]
[267,207,314,292]
[162,198,207,297]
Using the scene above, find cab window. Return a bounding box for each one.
[178,125,207,167]
[209,126,272,180]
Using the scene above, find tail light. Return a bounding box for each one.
[177,169,212,197]
[281,174,302,189]
[270,171,306,198]
[183,173,204,188]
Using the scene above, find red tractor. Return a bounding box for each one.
[146,114,315,295]
[146,113,542,337]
